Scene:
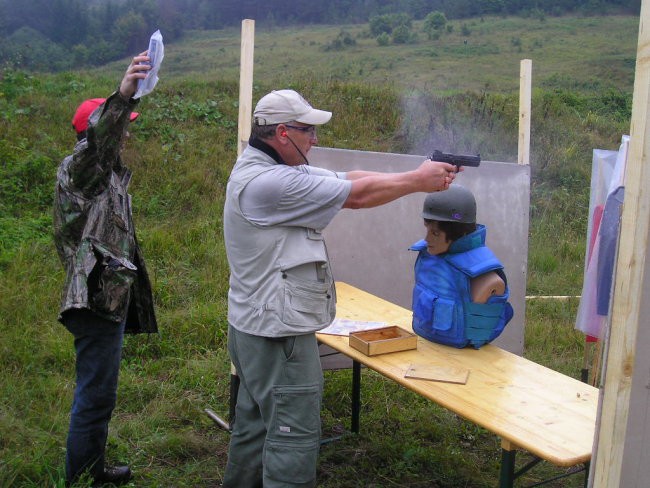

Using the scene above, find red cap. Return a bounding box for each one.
[72,98,140,134]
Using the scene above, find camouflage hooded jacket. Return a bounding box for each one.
[53,92,157,334]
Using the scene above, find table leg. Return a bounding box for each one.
[351,360,361,433]
[499,441,516,488]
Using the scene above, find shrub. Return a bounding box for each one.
[423,11,448,39]
[323,30,357,51]
[377,32,390,46]
[369,13,412,36]
[392,25,412,44]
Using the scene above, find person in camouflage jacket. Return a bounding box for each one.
[53,52,157,487]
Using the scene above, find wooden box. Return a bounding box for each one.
[349,326,417,356]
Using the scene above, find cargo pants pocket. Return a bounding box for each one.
[265,384,321,484]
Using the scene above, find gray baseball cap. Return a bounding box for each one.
[254,89,332,126]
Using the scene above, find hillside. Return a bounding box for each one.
[143,15,640,93]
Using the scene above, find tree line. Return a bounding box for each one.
[0,0,641,71]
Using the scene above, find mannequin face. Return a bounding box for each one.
[424,220,451,255]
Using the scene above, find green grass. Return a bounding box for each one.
[0,13,638,487]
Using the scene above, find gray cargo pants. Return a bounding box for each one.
[222,324,323,488]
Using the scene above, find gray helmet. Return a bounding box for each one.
[422,185,476,223]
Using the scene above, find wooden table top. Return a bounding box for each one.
[317,282,598,466]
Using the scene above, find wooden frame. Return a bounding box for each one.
[591,2,650,486]
[518,59,532,166]
[237,19,255,156]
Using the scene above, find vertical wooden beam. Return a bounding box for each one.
[237,19,255,156]
[592,4,650,487]
[226,19,256,426]
[518,59,532,166]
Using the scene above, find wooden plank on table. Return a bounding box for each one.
[405,363,470,384]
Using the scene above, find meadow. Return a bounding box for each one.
[148,15,638,93]
[0,14,639,487]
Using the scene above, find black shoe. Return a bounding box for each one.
[92,465,132,486]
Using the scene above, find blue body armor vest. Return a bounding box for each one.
[410,225,514,349]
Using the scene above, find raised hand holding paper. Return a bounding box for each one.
[134,30,164,99]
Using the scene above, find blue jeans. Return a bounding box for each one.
[62,309,125,483]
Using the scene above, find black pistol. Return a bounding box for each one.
[429,149,481,168]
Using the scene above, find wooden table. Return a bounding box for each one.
[317,282,598,487]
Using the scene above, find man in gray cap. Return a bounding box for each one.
[222,89,458,487]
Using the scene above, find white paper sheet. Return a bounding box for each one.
[318,318,388,336]
[134,30,164,99]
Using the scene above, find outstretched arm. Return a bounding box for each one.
[343,160,458,209]
[345,170,384,181]
[69,53,152,195]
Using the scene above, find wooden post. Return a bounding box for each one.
[518,59,532,166]
[233,17,256,389]
[213,18,255,431]
[237,19,255,155]
[592,4,650,487]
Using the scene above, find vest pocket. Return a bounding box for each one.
[413,285,455,332]
[412,283,434,325]
[412,284,461,345]
[280,272,332,330]
[432,297,455,331]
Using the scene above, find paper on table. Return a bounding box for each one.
[318,318,387,336]
[134,30,164,99]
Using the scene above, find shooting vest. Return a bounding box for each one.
[224,146,336,337]
[410,225,513,348]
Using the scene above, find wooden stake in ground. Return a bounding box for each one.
[210,19,255,432]
[518,59,532,166]
[592,4,650,486]
[237,19,255,156]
